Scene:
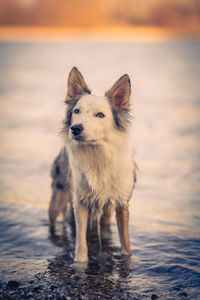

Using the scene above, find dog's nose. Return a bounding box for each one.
[71,124,84,136]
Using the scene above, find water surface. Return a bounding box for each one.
[0,40,200,299]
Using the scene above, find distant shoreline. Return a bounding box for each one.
[0,25,199,42]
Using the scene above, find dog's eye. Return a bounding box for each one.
[96,112,105,118]
[74,108,80,114]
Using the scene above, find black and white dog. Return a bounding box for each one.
[49,67,136,262]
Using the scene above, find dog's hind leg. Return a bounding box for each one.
[115,206,131,256]
[74,203,88,262]
[101,205,113,227]
[49,190,59,231]
[49,189,68,231]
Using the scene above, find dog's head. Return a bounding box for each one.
[64,67,131,145]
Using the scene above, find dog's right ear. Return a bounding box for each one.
[66,67,91,102]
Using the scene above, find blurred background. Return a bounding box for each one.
[0,1,200,299]
[0,0,200,40]
[0,0,200,28]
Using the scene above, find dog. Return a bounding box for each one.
[49,67,136,262]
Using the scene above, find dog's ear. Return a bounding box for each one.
[66,67,91,102]
[105,74,131,110]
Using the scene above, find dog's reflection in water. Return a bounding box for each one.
[49,217,113,255]
[48,219,132,282]
[48,226,132,300]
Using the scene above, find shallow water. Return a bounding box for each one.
[0,40,200,299]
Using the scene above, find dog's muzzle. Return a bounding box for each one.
[71,124,84,137]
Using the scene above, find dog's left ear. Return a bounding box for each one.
[66,67,91,102]
[105,74,131,110]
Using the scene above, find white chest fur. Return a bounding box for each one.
[68,141,134,212]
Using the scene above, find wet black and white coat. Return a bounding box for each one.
[53,67,136,262]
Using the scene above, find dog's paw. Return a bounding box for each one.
[121,248,132,256]
[74,253,88,263]
[74,257,88,263]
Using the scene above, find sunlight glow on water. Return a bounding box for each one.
[0,40,200,298]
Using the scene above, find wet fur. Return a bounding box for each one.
[49,67,136,262]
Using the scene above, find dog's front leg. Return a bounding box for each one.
[74,203,88,262]
[116,206,131,255]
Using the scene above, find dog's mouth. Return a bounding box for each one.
[71,135,97,144]
[72,135,85,142]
